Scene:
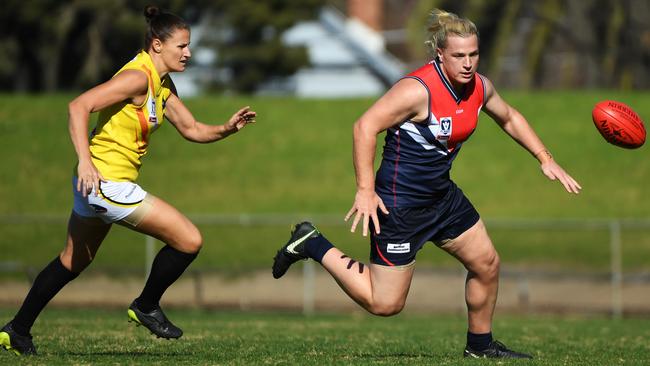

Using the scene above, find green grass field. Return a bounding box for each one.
[1,309,649,365]
[1,94,649,365]
[0,92,649,273]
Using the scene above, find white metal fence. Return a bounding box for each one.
[2,215,650,317]
[145,215,650,318]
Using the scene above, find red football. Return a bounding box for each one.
[592,100,646,149]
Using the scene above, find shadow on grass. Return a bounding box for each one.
[62,351,194,357]
[342,352,440,360]
[57,351,443,360]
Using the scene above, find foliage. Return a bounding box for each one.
[404,0,650,88]
[212,0,326,93]
[0,1,324,93]
[0,1,210,91]
[2,1,649,91]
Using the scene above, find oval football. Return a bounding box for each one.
[592,100,646,149]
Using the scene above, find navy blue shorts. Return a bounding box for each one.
[369,184,480,266]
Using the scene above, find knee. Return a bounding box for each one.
[367,300,405,317]
[165,225,202,254]
[183,226,203,254]
[474,251,500,281]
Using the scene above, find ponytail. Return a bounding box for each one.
[424,9,479,55]
[143,5,189,50]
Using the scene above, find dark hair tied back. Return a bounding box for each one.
[142,5,189,50]
[144,5,161,23]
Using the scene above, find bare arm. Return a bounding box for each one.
[482,77,581,194]
[164,92,256,143]
[345,78,429,236]
[68,70,149,196]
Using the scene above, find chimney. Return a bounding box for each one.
[347,0,383,31]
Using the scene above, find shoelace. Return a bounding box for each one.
[492,340,507,350]
[491,340,517,356]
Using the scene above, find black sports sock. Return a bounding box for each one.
[12,257,79,336]
[136,245,197,313]
[467,331,493,351]
[305,235,334,263]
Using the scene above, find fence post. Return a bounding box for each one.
[517,277,530,312]
[193,271,204,308]
[609,220,623,319]
[303,260,315,316]
[145,235,155,281]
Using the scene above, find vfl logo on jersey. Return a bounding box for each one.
[387,242,411,254]
[147,94,158,124]
[427,116,453,144]
[438,117,452,140]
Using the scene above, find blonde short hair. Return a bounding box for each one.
[425,9,479,55]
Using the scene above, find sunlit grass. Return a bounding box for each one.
[1,308,649,365]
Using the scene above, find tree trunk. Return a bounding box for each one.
[40,4,77,91]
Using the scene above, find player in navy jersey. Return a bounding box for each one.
[273,9,581,359]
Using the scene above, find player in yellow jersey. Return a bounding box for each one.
[0,5,256,355]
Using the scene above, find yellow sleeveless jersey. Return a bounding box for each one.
[89,51,172,181]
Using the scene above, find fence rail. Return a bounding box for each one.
[4,213,649,227]
[2,215,650,318]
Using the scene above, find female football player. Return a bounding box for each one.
[0,5,256,355]
[273,9,580,359]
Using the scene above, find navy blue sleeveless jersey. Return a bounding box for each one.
[375,60,486,207]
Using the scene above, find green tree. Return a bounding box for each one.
[213,0,325,93]
[0,0,195,91]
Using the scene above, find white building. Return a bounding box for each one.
[175,4,405,98]
[260,6,406,98]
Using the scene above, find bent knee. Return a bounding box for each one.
[183,227,203,253]
[367,301,405,317]
[486,252,500,274]
[472,251,500,279]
